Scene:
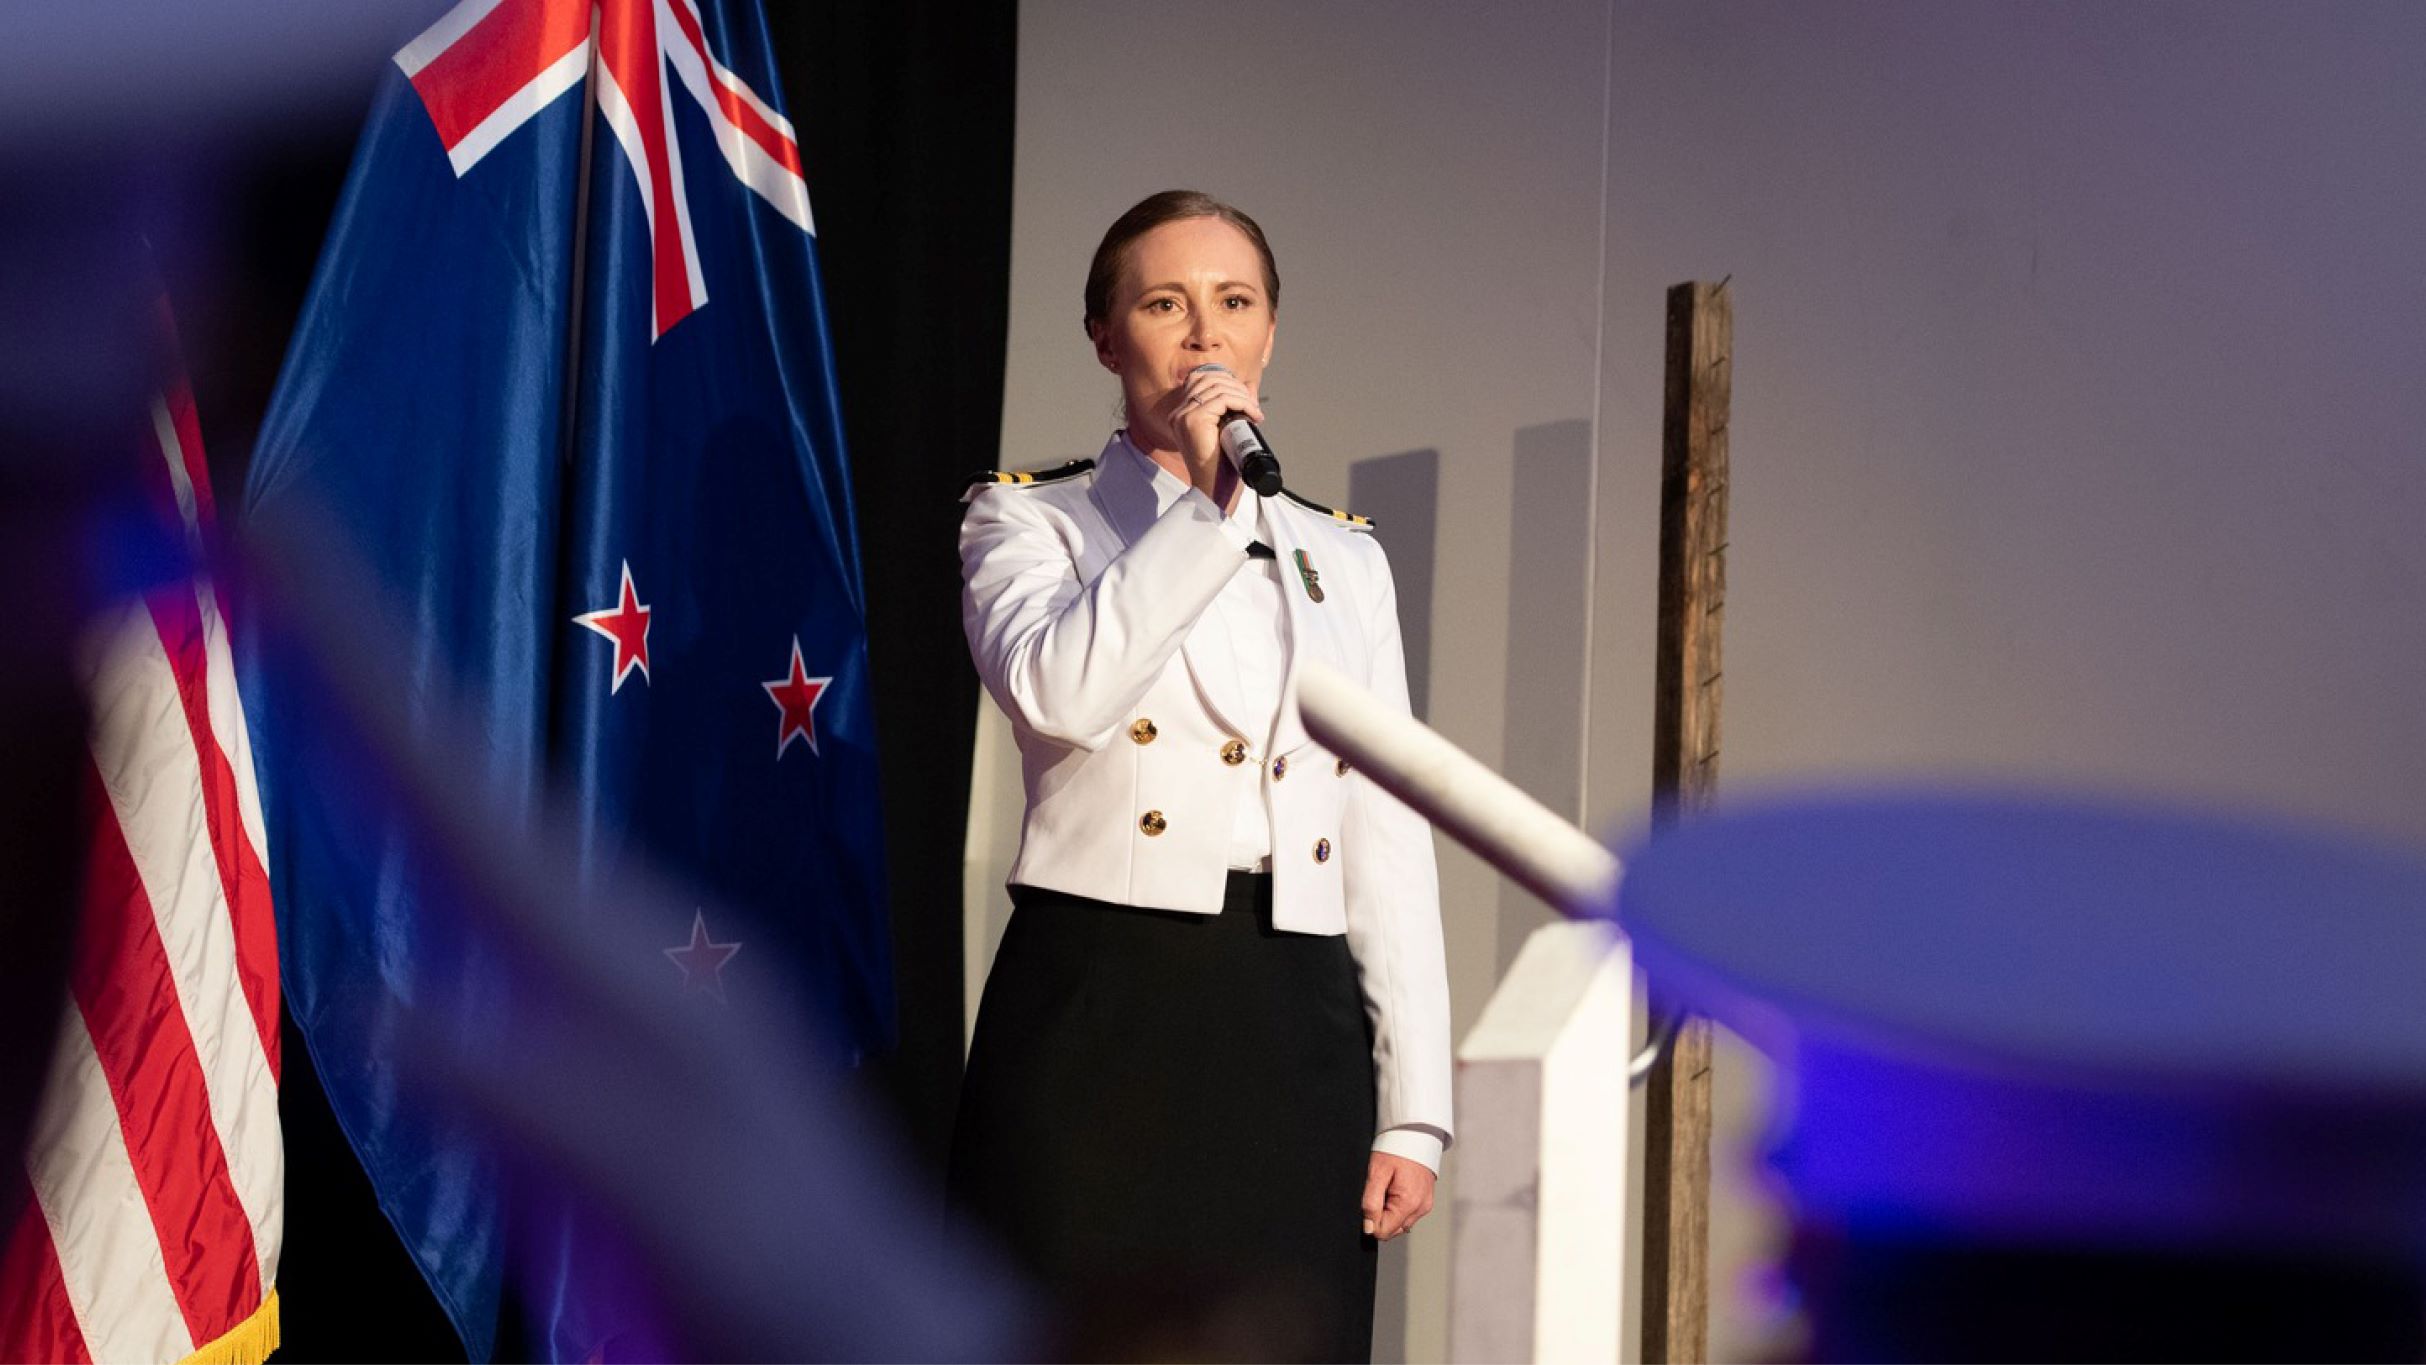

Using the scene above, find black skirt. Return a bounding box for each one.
[948,873,1378,1363]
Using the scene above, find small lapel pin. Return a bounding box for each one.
[1293,549,1325,603]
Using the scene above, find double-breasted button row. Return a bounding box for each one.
[1128,717,1338,845]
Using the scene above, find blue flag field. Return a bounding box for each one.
[242,1,893,1356]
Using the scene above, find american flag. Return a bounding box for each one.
[0,338,283,1364]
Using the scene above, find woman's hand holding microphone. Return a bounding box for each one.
[1159,363,1264,505]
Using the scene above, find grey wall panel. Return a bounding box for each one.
[1498,420,1597,969]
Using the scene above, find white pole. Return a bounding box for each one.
[1296,660,1621,918]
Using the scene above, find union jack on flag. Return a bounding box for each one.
[394,0,815,337]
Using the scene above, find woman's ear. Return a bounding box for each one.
[1089,320,1119,373]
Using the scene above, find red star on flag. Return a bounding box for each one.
[762,636,829,759]
[664,910,741,1000]
[573,560,652,692]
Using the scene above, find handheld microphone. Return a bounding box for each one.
[1189,362,1284,497]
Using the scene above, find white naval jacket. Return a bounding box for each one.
[959,432,1454,1155]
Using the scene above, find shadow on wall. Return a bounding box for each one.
[1496,420,1597,969]
[1347,447,1440,724]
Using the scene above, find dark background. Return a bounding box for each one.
[165,4,1017,1356]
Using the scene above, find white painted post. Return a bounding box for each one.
[1451,921,1633,1364]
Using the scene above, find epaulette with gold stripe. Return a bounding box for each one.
[961,458,1096,502]
[1279,487,1376,531]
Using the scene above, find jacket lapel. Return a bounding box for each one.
[1090,435,1254,741]
[1086,432,1160,552]
[1264,495,1339,757]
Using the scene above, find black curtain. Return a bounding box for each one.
[767,0,1016,1186]
[176,3,1016,1356]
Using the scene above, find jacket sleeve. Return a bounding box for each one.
[960,483,1248,750]
[1338,538,1455,1148]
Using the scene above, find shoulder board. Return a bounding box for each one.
[1278,487,1376,532]
[961,458,1096,502]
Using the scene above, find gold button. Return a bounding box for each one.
[1141,810,1168,836]
[1271,755,1289,780]
[1130,718,1158,745]
[1335,758,1351,777]
[1313,837,1332,864]
[1220,739,1248,766]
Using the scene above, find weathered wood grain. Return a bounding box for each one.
[1642,279,1729,1365]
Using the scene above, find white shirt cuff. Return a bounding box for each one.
[1371,1125,1445,1173]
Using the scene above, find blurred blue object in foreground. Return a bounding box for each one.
[1616,787,2426,1361]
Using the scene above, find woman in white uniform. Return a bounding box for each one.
[949,190,1453,1363]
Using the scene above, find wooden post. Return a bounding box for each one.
[1642,280,1728,1364]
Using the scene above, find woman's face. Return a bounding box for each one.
[1090,215,1276,450]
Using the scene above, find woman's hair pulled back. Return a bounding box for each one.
[1082,190,1280,334]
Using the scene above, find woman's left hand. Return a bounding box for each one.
[1361,1152,1436,1241]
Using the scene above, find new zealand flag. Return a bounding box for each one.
[242,1,893,1356]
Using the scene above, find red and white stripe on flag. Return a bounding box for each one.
[1,350,283,1364]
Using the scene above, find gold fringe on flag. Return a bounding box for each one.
[179,1290,280,1365]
